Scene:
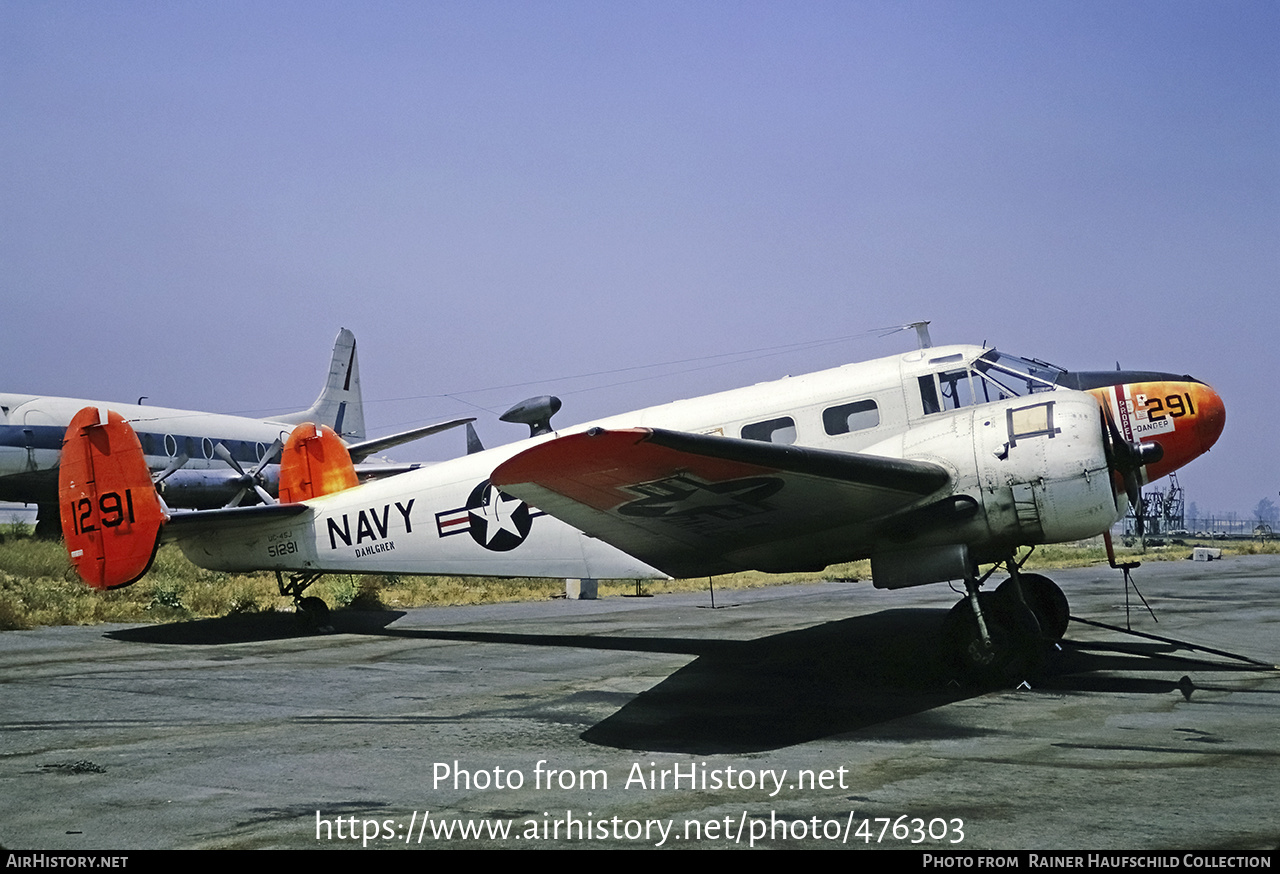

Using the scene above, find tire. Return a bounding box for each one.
[997,573,1070,640]
[943,592,1046,682]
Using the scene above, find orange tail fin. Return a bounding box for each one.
[277,423,358,502]
[59,407,166,589]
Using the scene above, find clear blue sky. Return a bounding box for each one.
[2,1,1276,516]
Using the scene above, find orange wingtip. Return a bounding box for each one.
[59,407,166,589]
[278,422,358,502]
[491,427,773,511]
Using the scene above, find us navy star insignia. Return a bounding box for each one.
[469,486,527,546]
[434,479,538,550]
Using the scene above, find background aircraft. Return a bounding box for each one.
[1,328,467,536]
[60,335,1223,679]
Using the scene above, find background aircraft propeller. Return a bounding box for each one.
[214,439,283,507]
[151,453,189,486]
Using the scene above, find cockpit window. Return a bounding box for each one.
[919,350,1066,415]
[973,350,1063,397]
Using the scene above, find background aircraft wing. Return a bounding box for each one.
[490,427,951,577]
[345,417,475,462]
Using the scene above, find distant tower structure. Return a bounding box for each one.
[1126,471,1186,537]
[1161,472,1186,532]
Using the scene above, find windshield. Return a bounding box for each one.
[918,349,1066,415]
[972,350,1064,398]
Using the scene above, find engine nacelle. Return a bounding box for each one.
[157,468,281,509]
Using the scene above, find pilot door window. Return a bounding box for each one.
[919,369,986,415]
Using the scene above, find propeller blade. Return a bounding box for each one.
[212,442,249,478]
[1098,400,1163,538]
[249,438,284,477]
[152,453,189,485]
[216,440,281,507]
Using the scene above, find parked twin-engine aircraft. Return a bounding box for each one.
[59,335,1224,676]
[2,329,468,536]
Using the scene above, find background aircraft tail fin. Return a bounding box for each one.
[278,423,359,502]
[274,328,367,441]
[59,407,166,589]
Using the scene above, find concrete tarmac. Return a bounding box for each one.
[2,554,1278,850]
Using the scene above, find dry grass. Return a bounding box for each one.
[0,529,1273,631]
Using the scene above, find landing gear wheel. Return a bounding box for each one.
[997,573,1070,640]
[297,596,332,631]
[942,592,1045,682]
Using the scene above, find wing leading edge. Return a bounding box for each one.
[490,427,952,578]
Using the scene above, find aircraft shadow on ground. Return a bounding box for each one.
[378,608,978,753]
[104,609,405,645]
[372,608,1265,754]
[577,617,1263,754]
[104,606,1263,754]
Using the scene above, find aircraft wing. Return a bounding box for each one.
[345,418,475,463]
[490,427,951,578]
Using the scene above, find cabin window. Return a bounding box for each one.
[741,416,797,444]
[164,434,178,458]
[823,400,879,435]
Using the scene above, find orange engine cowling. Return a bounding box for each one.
[1088,379,1225,487]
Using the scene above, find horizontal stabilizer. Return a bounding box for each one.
[164,502,308,534]
[491,427,950,577]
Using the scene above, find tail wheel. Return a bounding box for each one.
[997,573,1070,640]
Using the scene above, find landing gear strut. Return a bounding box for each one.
[942,553,1069,682]
[276,571,332,632]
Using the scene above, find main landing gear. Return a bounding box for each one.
[276,571,333,632]
[941,554,1069,683]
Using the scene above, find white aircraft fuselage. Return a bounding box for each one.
[163,344,1224,587]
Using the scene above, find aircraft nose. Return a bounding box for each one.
[1192,382,1226,456]
[1129,379,1224,482]
[1088,377,1224,483]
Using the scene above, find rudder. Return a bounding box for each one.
[274,328,366,441]
[278,423,359,502]
[60,407,166,589]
